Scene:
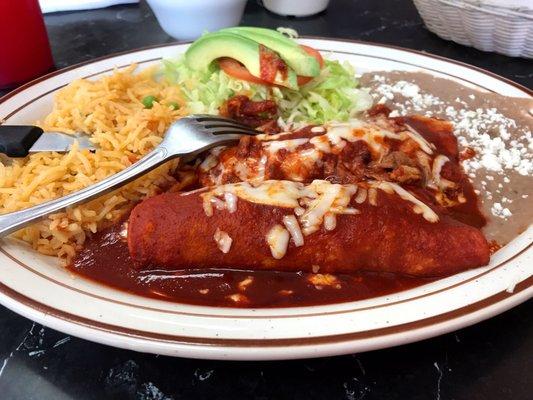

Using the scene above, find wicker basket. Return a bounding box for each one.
[413,0,533,58]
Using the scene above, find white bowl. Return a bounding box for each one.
[146,0,247,40]
[261,0,330,17]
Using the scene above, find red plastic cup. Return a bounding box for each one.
[0,0,54,89]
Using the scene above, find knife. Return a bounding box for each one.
[0,125,96,157]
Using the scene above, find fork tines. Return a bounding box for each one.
[191,114,260,136]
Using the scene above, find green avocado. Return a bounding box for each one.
[220,27,320,77]
[185,32,298,89]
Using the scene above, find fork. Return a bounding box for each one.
[0,115,258,237]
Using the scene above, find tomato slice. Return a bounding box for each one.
[218,57,268,85]
[218,45,324,87]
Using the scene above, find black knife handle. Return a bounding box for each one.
[0,125,44,157]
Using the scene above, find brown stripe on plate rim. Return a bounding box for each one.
[0,274,530,347]
[0,241,530,318]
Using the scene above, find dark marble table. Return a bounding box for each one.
[0,1,531,399]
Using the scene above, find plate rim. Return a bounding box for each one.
[0,37,531,359]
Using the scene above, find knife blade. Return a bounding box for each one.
[0,125,96,157]
[29,131,95,153]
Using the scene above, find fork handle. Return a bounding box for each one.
[0,146,171,237]
[0,125,44,157]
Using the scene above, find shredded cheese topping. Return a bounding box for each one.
[195,114,460,260]
[404,124,435,154]
[264,138,309,154]
[371,181,439,223]
[223,192,237,213]
[354,188,367,204]
[431,155,456,190]
[324,120,401,156]
[266,224,290,259]
[323,213,337,231]
[282,215,304,247]
[201,178,441,261]
[199,146,225,171]
[213,228,232,254]
[300,183,342,235]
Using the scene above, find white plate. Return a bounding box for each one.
[0,38,531,360]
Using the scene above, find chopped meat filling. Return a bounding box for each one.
[219,95,279,132]
[368,151,424,185]
[323,141,371,184]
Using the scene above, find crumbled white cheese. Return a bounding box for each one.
[371,75,532,221]
[491,202,512,219]
[372,80,443,116]
[452,108,531,176]
[371,76,532,178]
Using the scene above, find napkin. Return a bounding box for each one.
[39,0,139,14]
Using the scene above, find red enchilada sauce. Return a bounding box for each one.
[68,102,493,308]
[69,222,434,308]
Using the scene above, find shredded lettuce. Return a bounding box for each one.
[160,57,372,125]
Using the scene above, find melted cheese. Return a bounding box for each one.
[372,181,439,223]
[264,138,309,154]
[325,120,399,155]
[255,130,293,141]
[237,276,253,291]
[204,181,307,209]
[254,155,268,182]
[329,120,402,150]
[367,188,378,206]
[266,224,290,259]
[323,213,337,231]
[299,147,322,162]
[119,222,128,239]
[294,206,305,216]
[282,215,304,247]
[354,188,367,204]
[404,124,435,154]
[203,178,439,225]
[203,198,213,217]
[431,155,456,190]
[200,177,441,260]
[233,161,251,181]
[300,182,342,235]
[204,118,414,186]
[199,146,225,171]
[211,197,226,210]
[333,207,360,215]
[213,228,232,253]
[224,192,237,213]
[309,135,331,153]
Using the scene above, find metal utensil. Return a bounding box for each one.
[0,125,96,157]
[0,115,258,237]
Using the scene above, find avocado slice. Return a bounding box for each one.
[220,27,320,78]
[185,32,298,89]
